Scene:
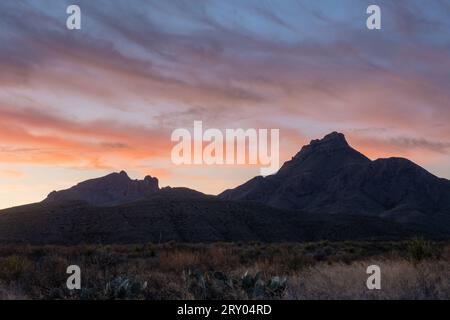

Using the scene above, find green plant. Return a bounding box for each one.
[405,238,437,263]
[0,255,31,282]
[104,276,147,299]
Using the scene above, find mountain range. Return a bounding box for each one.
[220,132,450,223]
[45,171,160,206]
[0,132,449,244]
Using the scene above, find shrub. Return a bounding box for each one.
[405,238,438,263]
[103,276,147,300]
[0,255,32,282]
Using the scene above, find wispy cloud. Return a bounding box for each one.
[0,0,449,207]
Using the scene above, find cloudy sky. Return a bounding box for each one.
[1,0,450,209]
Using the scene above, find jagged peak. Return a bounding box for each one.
[294,131,351,158]
[275,131,369,175]
[44,171,160,206]
[119,170,129,178]
[144,175,159,187]
[309,131,348,147]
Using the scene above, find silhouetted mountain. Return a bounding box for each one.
[44,171,160,206]
[0,131,450,245]
[220,132,450,223]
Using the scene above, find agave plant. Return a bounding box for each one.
[104,276,147,299]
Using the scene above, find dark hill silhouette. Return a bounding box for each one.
[0,199,439,245]
[219,132,450,224]
[44,171,160,206]
[0,131,450,244]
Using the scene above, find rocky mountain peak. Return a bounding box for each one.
[44,171,159,206]
[275,132,369,176]
[314,131,348,145]
[297,131,350,156]
[119,170,129,177]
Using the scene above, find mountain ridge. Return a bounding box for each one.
[26,131,450,218]
[43,170,160,206]
[219,132,450,220]
[1,131,450,244]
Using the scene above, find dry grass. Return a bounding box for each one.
[285,259,450,299]
[0,240,448,300]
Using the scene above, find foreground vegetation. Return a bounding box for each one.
[0,240,449,299]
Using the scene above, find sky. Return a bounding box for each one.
[0,0,450,209]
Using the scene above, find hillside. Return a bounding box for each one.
[1,132,450,244]
[220,132,450,225]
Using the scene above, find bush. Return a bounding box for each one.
[103,276,147,300]
[0,255,32,282]
[405,238,438,263]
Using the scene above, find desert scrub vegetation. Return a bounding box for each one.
[0,240,448,300]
